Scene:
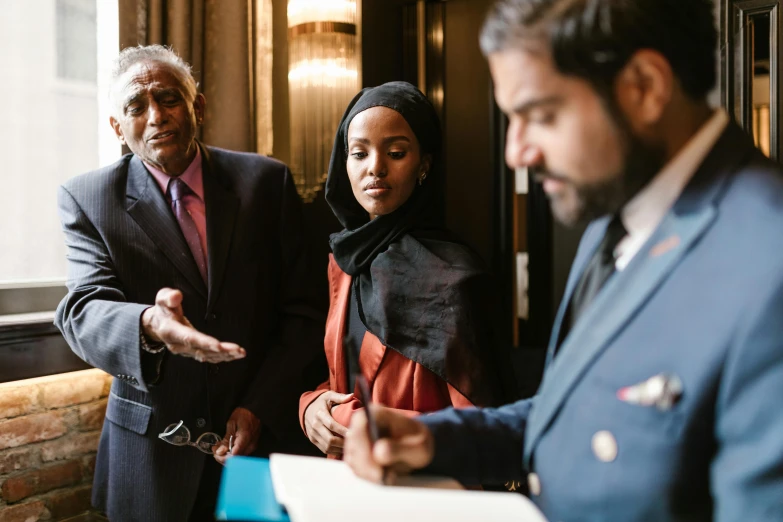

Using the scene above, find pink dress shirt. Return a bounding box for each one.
[143,148,209,264]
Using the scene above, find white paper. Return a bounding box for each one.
[270,454,548,522]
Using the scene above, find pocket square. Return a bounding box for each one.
[617,373,683,411]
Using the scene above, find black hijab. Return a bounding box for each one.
[326,81,510,407]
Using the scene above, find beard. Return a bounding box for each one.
[535,117,667,227]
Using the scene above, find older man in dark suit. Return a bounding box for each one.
[55,44,326,522]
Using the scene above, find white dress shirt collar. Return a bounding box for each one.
[614,110,730,271]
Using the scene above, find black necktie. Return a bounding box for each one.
[565,215,627,334]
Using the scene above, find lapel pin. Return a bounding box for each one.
[617,373,683,411]
[650,235,681,258]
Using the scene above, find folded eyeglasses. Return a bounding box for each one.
[158,420,233,454]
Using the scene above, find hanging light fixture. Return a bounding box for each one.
[288,0,360,203]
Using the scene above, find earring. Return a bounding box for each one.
[418,172,428,186]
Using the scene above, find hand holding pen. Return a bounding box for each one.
[344,327,433,484]
[343,403,435,485]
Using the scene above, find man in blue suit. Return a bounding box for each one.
[343,1,783,520]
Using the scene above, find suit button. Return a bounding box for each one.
[207,312,218,321]
[592,430,618,462]
[196,418,206,428]
[210,365,220,375]
[527,473,541,496]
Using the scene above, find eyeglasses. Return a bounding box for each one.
[158,420,227,454]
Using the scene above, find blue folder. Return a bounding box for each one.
[215,457,290,522]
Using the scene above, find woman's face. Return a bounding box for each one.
[346,106,431,220]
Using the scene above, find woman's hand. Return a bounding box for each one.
[303,391,354,456]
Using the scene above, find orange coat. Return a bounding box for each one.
[299,255,473,434]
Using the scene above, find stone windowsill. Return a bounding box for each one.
[0,311,56,328]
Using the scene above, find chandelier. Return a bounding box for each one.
[288,0,360,203]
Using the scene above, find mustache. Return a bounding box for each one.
[531,167,572,186]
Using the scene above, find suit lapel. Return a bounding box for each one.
[545,218,610,367]
[125,155,208,299]
[330,269,387,394]
[523,122,756,466]
[201,147,239,313]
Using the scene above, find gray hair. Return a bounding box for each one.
[109,44,198,115]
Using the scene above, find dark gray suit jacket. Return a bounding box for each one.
[55,145,327,522]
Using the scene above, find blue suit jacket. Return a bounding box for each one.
[422,122,783,521]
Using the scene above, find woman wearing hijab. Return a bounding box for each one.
[299,82,514,457]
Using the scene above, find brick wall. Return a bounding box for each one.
[0,369,111,522]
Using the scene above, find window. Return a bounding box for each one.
[57,0,98,83]
[0,0,119,309]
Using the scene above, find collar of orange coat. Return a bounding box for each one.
[326,254,385,395]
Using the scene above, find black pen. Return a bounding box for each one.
[353,373,389,485]
[345,293,389,485]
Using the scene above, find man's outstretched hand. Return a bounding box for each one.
[141,288,246,363]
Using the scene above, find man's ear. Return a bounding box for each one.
[194,93,206,125]
[614,49,673,131]
[110,116,126,145]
